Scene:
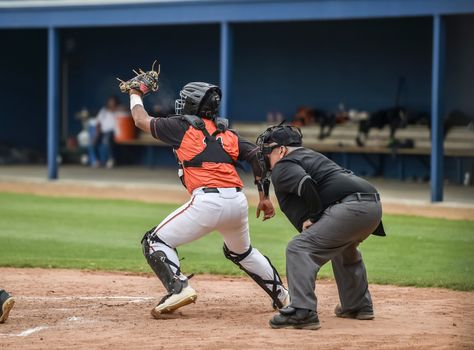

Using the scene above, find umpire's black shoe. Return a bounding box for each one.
[269,307,321,330]
[334,304,374,320]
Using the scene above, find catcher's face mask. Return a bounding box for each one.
[174,90,188,115]
[256,124,303,177]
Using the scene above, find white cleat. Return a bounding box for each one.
[151,286,197,318]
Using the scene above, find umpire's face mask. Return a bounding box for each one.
[256,147,271,180]
[256,125,283,178]
[256,142,281,179]
[257,124,303,173]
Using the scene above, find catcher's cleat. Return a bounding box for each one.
[334,304,374,320]
[269,307,320,330]
[151,285,197,318]
[0,291,15,324]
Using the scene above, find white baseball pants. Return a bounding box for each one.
[147,187,279,293]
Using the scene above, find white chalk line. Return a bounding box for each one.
[67,316,82,322]
[19,296,154,301]
[0,296,156,338]
[1,315,94,337]
[10,296,154,313]
[0,326,48,337]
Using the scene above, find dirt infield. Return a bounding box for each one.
[1,179,473,349]
[0,268,473,350]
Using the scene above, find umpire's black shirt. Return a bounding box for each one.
[271,147,377,232]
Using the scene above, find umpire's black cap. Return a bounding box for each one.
[260,125,303,147]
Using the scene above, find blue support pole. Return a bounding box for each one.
[220,21,233,118]
[430,15,446,202]
[47,27,60,180]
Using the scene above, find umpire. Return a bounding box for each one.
[256,124,385,330]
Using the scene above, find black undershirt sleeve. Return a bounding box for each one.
[237,135,263,179]
[298,176,322,222]
[150,116,188,148]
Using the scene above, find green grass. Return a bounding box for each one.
[0,192,473,290]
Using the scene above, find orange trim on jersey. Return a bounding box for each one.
[176,119,243,193]
[154,196,196,235]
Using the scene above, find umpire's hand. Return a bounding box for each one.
[302,219,315,231]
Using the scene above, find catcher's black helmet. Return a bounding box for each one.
[175,82,221,119]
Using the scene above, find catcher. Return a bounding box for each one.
[118,63,289,318]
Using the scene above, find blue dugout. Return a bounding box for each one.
[1,0,474,201]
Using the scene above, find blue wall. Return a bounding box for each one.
[232,17,433,121]
[231,15,474,122]
[445,15,474,114]
[0,29,47,151]
[0,15,472,179]
[62,24,220,136]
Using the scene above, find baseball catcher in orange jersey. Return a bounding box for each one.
[118,63,289,318]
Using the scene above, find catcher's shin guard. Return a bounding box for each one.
[223,244,287,309]
[141,228,197,317]
[141,228,187,294]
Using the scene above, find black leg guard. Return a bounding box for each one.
[141,227,187,294]
[223,244,285,309]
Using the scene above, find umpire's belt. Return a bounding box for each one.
[336,192,380,203]
[202,187,242,194]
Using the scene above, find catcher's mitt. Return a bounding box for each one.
[117,60,160,96]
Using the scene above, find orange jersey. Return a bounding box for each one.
[176,119,243,193]
[150,116,250,194]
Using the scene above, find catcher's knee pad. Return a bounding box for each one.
[141,227,187,294]
[223,244,285,309]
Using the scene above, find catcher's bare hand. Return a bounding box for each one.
[256,198,275,221]
[129,88,143,97]
[117,60,160,97]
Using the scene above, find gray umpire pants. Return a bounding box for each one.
[286,199,382,313]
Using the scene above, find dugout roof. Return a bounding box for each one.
[1,0,474,27]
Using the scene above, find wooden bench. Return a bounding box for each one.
[233,122,474,182]
[116,123,474,155]
[116,132,165,147]
[116,122,474,181]
[232,122,474,157]
[115,133,167,167]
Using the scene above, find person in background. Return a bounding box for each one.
[95,95,121,168]
[0,289,15,323]
[85,112,99,167]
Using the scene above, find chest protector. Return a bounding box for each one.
[181,115,234,167]
[174,115,242,192]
